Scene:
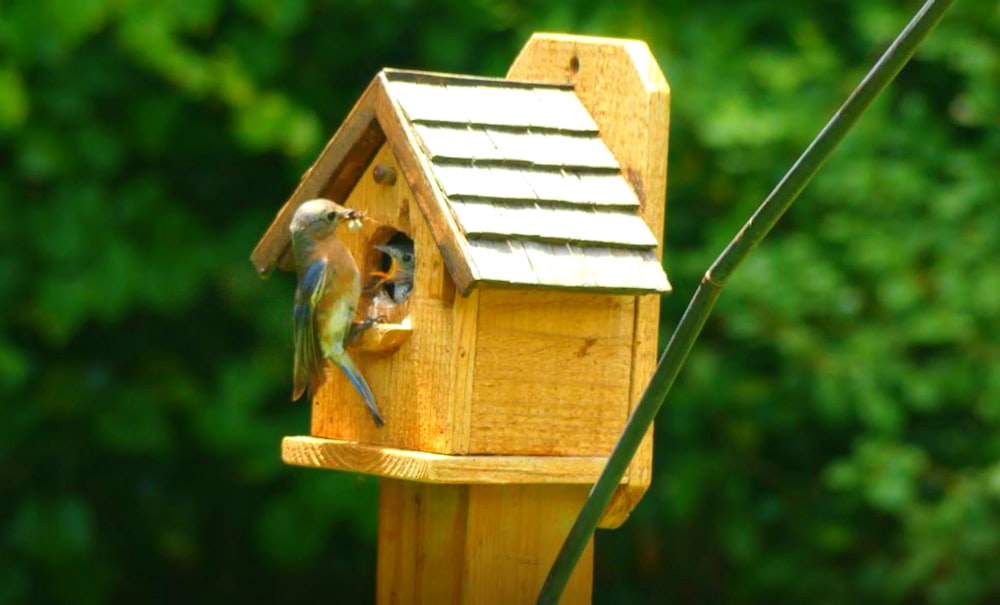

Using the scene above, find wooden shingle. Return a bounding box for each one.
[388,81,465,123]
[483,129,619,170]
[388,70,669,293]
[412,125,501,162]
[528,86,600,133]
[449,200,658,249]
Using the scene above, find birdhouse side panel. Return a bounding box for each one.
[467,289,635,456]
[310,144,455,452]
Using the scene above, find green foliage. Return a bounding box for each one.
[1,0,996,603]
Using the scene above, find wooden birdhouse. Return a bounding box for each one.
[252,33,670,604]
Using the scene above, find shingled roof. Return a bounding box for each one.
[384,70,669,293]
[251,68,670,295]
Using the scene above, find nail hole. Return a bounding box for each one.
[569,55,580,75]
[372,164,397,185]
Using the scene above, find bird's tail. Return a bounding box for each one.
[334,353,385,427]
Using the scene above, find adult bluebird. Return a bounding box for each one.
[290,198,384,427]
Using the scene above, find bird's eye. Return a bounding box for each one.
[403,253,414,263]
[325,211,337,222]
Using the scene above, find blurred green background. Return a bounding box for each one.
[2,0,998,603]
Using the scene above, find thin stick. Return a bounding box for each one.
[537,0,957,602]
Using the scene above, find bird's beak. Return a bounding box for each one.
[371,256,399,280]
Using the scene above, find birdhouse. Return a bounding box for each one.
[252,33,670,604]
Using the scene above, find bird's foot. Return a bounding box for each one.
[346,316,389,345]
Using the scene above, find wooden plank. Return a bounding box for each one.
[449,199,658,249]
[283,436,623,484]
[417,125,620,169]
[250,77,386,276]
[579,247,645,292]
[377,480,467,605]
[446,198,497,234]
[520,241,597,288]
[465,241,668,293]
[462,485,593,604]
[386,79,468,123]
[529,86,600,132]
[575,171,642,206]
[464,239,538,286]
[598,292,660,529]
[508,33,671,527]
[412,124,501,162]
[468,289,634,456]
[432,162,640,208]
[520,168,579,204]
[376,480,593,605]
[521,169,639,207]
[384,68,599,133]
[358,321,413,355]
[444,83,544,128]
[483,128,619,169]
[384,66,574,91]
[429,162,481,198]
[449,289,479,454]
[472,243,668,292]
[430,163,538,201]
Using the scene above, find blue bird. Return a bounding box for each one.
[290,198,384,427]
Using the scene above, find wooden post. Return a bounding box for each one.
[377,481,593,603]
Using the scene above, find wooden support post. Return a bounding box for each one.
[377,481,593,604]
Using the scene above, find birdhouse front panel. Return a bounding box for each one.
[310,143,466,454]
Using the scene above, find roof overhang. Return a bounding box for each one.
[250,72,481,294]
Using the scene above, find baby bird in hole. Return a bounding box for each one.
[370,239,415,304]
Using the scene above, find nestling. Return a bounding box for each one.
[289,198,384,427]
[370,239,415,303]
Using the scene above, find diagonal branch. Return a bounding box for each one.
[537,0,958,602]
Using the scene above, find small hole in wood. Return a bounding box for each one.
[569,55,580,75]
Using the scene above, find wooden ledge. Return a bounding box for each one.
[282,436,622,485]
[357,321,412,354]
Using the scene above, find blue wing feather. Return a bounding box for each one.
[333,353,384,427]
[292,260,326,401]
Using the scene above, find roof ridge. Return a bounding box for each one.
[382,67,575,91]
[430,158,622,174]
[409,120,598,136]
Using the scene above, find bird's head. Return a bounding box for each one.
[290,199,364,241]
[372,243,416,281]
